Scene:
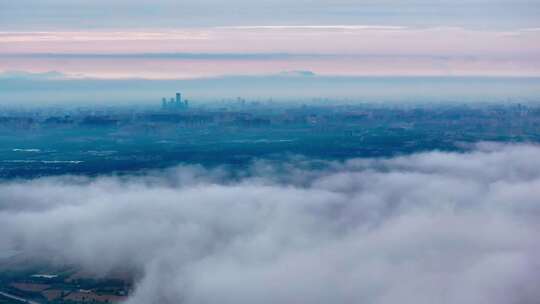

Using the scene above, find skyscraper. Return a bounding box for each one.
[161,92,188,110]
[176,93,182,107]
[161,98,167,109]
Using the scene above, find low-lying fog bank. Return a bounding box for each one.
[1,143,539,304]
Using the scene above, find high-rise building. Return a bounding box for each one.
[176,93,182,107]
[161,92,189,111]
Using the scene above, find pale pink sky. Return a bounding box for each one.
[1,26,540,78]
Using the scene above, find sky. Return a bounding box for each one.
[1,0,539,30]
[2,74,540,105]
[1,0,540,80]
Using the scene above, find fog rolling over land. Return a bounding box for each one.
[1,144,540,304]
[2,0,540,303]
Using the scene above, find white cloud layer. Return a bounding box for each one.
[1,143,540,303]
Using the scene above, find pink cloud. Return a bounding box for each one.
[1,26,539,77]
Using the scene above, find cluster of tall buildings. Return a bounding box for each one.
[162,92,188,111]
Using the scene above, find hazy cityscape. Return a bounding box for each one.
[1,95,539,179]
[2,0,540,303]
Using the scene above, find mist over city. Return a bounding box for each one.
[1,1,540,304]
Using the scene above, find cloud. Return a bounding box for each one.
[278,70,316,77]
[0,70,67,80]
[219,25,408,31]
[0,31,209,42]
[1,144,540,303]
[2,27,539,79]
